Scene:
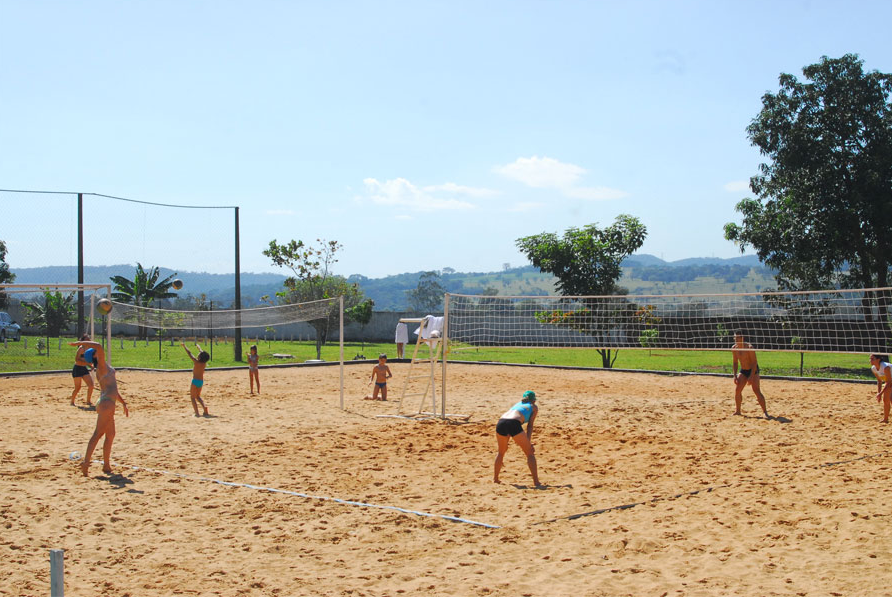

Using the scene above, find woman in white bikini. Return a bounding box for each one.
[70,340,129,476]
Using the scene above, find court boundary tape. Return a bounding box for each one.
[87,459,502,529]
[76,450,886,531]
[532,450,888,525]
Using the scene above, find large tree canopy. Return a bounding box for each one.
[263,238,365,359]
[516,214,647,296]
[725,54,892,291]
[516,215,647,368]
[406,271,446,312]
[110,263,179,339]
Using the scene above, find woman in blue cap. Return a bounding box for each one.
[69,340,129,476]
[69,333,95,407]
[493,390,541,487]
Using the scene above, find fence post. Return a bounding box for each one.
[50,549,64,596]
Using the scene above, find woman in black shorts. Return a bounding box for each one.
[69,333,95,407]
[494,390,541,486]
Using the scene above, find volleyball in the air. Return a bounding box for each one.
[96,298,113,315]
[172,279,184,290]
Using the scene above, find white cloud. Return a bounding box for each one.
[508,201,546,212]
[724,180,749,193]
[494,156,585,189]
[654,50,686,75]
[565,186,628,201]
[422,182,499,197]
[494,156,626,201]
[362,178,475,211]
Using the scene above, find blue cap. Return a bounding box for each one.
[523,390,536,401]
[83,348,96,363]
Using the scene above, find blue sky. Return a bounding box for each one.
[2,0,891,278]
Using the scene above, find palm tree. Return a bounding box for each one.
[110,263,179,338]
[23,291,76,337]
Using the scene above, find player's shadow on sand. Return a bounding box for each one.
[99,472,130,485]
[738,414,791,423]
[511,483,572,490]
[74,404,96,411]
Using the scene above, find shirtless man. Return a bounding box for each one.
[869,354,891,423]
[732,330,769,418]
[182,342,210,416]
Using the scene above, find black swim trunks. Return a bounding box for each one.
[739,366,760,379]
[496,418,524,437]
[72,364,90,378]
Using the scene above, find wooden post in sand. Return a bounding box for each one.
[50,549,64,596]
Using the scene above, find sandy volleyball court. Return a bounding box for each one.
[2,361,891,596]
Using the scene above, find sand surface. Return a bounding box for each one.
[3,361,892,596]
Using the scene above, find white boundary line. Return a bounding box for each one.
[89,459,501,529]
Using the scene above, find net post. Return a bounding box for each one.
[76,193,84,339]
[105,284,112,363]
[50,549,64,596]
[233,206,243,362]
[339,295,344,410]
[441,293,449,419]
[89,293,95,342]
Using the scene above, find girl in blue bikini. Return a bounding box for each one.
[493,390,541,487]
[182,342,210,416]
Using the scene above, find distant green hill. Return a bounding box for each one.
[9,254,776,310]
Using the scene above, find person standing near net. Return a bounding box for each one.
[494,390,541,487]
[182,342,210,416]
[395,321,408,359]
[247,344,260,395]
[869,354,891,423]
[69,333,95,407]
[69,341,129,476]
[732,330,769,418]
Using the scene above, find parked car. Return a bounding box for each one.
[0,311,22,341]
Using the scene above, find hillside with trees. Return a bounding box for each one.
[8,254,776,311]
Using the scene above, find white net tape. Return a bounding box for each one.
[105,297,337,331]
[446,289,892,354]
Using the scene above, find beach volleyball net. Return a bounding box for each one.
[0,283,113,364]
[103,296,339,333]
[443,289,892,354]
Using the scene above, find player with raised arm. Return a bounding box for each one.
[182,342,210,416]
[70,340,129,476]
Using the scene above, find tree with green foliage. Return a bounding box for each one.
[516,215,647,368]
[0,240,15,309]
[23,291,76,337]
[406,271,446,312]
[110,263,179,338]
[263,238,365,359]
[346,298,375,351]
[725,54,892,294]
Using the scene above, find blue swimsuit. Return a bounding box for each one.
[510,401,534,423]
